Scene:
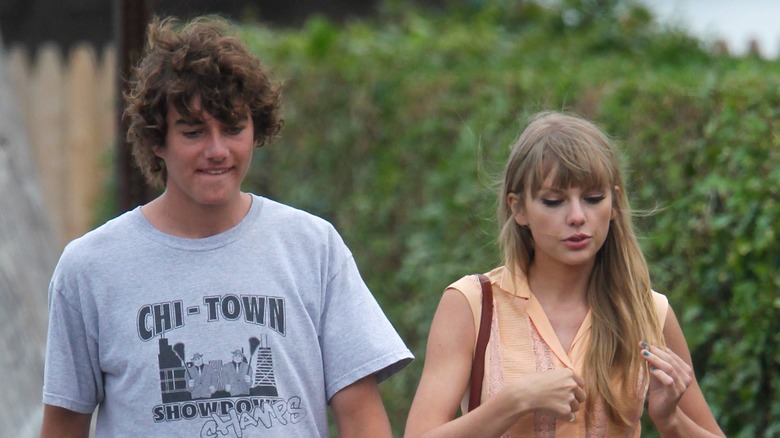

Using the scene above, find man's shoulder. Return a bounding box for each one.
[254,195,334,232]
[59,210,138,262]
[257,196,324,219]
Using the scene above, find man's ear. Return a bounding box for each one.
[507,193,528,227]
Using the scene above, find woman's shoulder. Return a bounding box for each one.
[445,266,506,299]
[446,274,481,297]
[651,290,669,327]
[445,267,504,299]
[444,267,508,331]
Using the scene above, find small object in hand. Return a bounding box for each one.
[569,414,576,423]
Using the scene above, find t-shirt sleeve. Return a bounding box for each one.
[318,234,413,402]
[42,269,103,414]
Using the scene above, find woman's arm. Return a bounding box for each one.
[404,289,585,438]
[642,305,725,437]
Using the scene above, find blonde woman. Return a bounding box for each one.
[405,112,724,437]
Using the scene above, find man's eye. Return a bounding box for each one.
[225,126,245,135]
[541,199,562,207]
[182,130,201,138]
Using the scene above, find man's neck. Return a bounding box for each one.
[141,192,251,238]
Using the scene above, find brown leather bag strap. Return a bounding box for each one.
[468,273,493,412]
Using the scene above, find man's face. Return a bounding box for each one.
[156,96,255,210]
[233,353,242,364]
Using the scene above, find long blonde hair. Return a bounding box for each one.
[497,111,664,426]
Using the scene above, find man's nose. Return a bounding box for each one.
[204,132,229,159]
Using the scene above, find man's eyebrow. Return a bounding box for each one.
[173,118,204,126]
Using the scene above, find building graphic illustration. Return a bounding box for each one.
[249,337,278,397]
[156,336,278,403]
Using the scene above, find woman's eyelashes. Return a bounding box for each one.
[539,193,607,207]
[541,199,563,207]
[585,194,606,204]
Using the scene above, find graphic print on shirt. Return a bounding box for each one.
[138,293,307,436]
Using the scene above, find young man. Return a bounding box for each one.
[41,16,412,437]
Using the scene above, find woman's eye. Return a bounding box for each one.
[585,195,606,204]
[541,199,562,207]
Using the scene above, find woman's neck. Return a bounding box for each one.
[526,258,593,353]
[526,256,594,304]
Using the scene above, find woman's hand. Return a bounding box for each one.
[505,368,586,423]
[640,342,693,423]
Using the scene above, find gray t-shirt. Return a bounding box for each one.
[43,195,413,437]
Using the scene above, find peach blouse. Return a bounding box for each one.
[452,266,668,437]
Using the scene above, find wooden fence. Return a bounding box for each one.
[8,42,116,249]
[1,38,59,438]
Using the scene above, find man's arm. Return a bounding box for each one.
[330,374,392,438]
[40,404,92,438]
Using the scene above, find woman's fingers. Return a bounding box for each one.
[566,372,586,421]
[640,342,693,392]
[648,363,675,386]
[655,346,693,387]
[574,384,586,404]
[564,394,582,423]
[531,368,587,422]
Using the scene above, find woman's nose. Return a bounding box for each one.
[567,200,586,226]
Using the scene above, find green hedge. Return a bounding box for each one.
[239,2,779,435]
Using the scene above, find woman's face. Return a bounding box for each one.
[509,174,616,271]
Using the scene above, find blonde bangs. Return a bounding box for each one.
[522,123,617,199]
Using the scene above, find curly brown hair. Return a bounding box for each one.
[124,15,283,188]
